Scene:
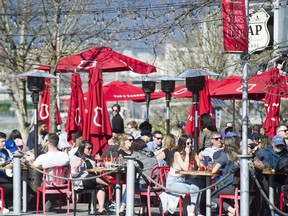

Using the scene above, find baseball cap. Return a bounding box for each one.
[225,132,238,137]
[5,139,19,153]
[272,134,285,146]
[177,121,186,128]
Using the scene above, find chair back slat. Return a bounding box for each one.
[43,166,70,188]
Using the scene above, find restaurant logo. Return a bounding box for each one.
[77,60,97,69]
[93,106,102,127]
[249,8,270,53]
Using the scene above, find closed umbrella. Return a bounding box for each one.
[65,73,85,141]
[38,79,62,131]
[82,68,112,155]
[263,68,281,138]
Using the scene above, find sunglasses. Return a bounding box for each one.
[212,137,222,141]
[86,147,93,151]
[186,142,192,145]
[276,145,285,148]
[127,138,134,142]
[112,109,118,112]
[155,137,163,140]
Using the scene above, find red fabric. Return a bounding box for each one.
[62,80,164,103]
[222,0,248,52]
[210,71,288,100]
[36,47,156,74]
[82,68,112,155]
[65,74,85,141]
[38,79,62,131]
[263,68,281,138]
[185,77,214,135]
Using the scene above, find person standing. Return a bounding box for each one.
[111,104,124,134]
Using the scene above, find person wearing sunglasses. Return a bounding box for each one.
[166,134,203,216]
[118,133,134,158]
[198,131,223,162]
[147,131,163,151]
[71,140,111,214]
[111,104,124,134]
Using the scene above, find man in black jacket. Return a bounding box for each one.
[111,104,124,133]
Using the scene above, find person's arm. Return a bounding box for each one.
[212,162,221,174]
[174,151,190,171]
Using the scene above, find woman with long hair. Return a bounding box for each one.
[166,134,203,216]
[199,113,217,152]
[70,140,110,214]
[118,133,134,157]
[211,136,240,216]
[154,133,177,166]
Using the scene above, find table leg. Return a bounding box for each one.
[22,170,28,213]
[206,176,211,216]
[269,175,274,215]
[116,172,121,215]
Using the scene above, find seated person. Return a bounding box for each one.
[101,133,120,159]
[166,134,203,216]
[30,133,70,211]
[198,131,223,162]
[0,132,12,213]
[70,140,110,214]
[154,133,176,166]
[211,136,240,216]
[119,138,158,215]
[118,133,134,158]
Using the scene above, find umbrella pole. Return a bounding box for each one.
[145,93,151,122]
[232,97,236,132]
[193,92,199,170]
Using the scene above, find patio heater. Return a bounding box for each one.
[17,70,57,158]
[178,69,219,169]
[160,76,184,134]
[141,77,156,122]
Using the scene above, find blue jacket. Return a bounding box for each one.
[257,146,288,170]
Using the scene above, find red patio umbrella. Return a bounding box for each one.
[62,80,164,103]
[210,70,288,100]
[185,76,214,136]
[38,79,62,131]
[65,73,85,142]
[82,68,112,155]
[263,68,281,138]
[36,47,157,74]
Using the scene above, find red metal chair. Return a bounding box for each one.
[36,166,71,214]
[218,173,256,216]
[135,166,167,216]
[0,187,4,212]
[280,185,288,211]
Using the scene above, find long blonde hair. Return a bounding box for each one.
[119,133,134,152]
[162,134,176,150]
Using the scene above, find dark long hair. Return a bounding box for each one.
[169,134,194,166]
[200,113,217,131]
[75,140,92,159]
[8,129,22,140]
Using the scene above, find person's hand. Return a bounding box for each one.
[76,158,83,167]
[198,152,204,161]
[185,146,191,155]
[253,159,264,170]
[94,153,101,160]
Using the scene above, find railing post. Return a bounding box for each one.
[13,153,22,215]
[125,156,135,216]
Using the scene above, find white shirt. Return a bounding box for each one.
[34,151,69,169]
